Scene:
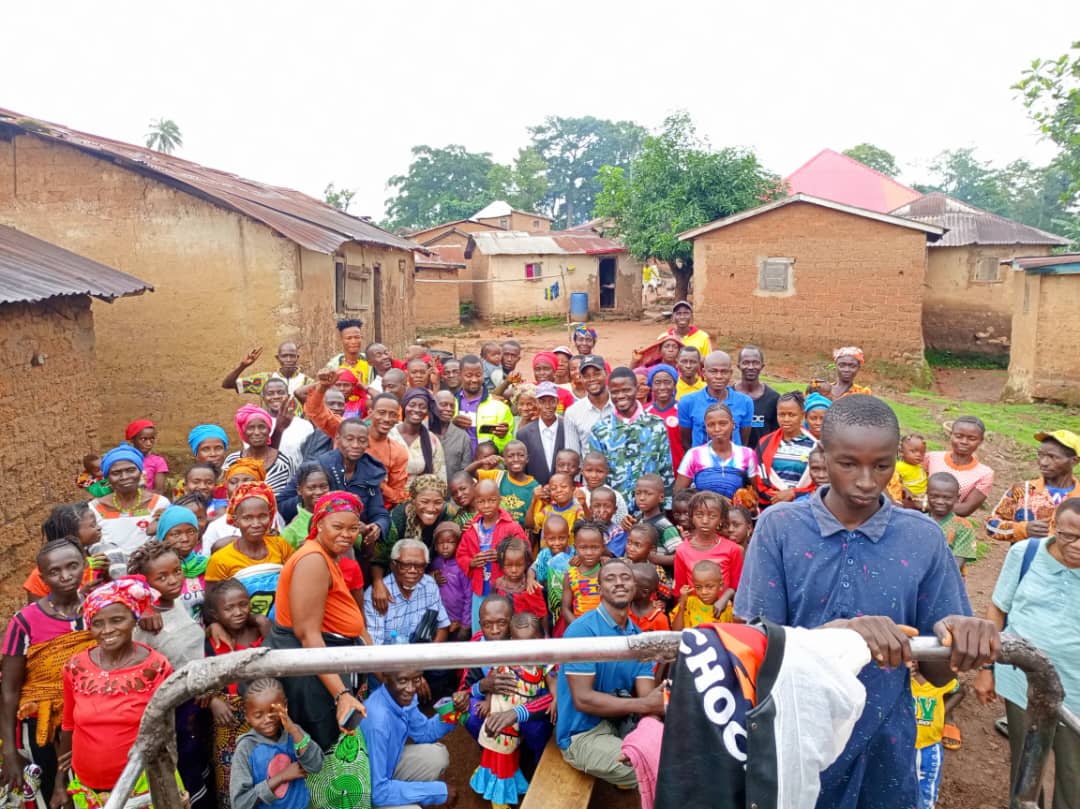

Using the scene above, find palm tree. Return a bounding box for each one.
[145,118,183,154]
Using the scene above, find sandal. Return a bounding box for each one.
[995,717,1009,738]
[942,723,961,750]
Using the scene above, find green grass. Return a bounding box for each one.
[762,376,1080,456]
[925,349,1009,370]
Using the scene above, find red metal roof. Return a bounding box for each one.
[785,149,922,213]
[0,108,420,256]
[0,223,152,305]
[890,193,1069,247]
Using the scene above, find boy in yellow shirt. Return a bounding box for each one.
[911,662,964,809]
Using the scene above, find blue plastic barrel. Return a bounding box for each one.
[569,292,589,320]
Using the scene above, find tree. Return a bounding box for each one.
[1015,42,1080,198]
[595,112,784,302]
[145,118,182,154]
[917,148,1010,215]
[508,147,548,214]
[324,183,357,213]
[529,116,646,228]
[384,145,499,230]
[842,143,899,177]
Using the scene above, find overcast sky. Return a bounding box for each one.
[6,0,1078,220]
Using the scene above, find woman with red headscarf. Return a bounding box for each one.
[270,491,370,751]
[333,368,368,419]
[124,419,169,494]
[205,482,293,582]
[223,404,294,496]
[531,352,575,413]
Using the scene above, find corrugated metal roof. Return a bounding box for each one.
[890,193,1069,247]
[678,194,946,241]
[0,223,152,305]
[785,149,922,213]
[0,108,420,256]
[414,245,465,270]
[1008,253,1080,275]
[467,230,626,257]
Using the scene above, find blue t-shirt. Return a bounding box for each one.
[734,488,970,809]
[677,386,755,447]
[555,604,654,749]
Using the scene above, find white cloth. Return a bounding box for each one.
[133,605,205,669]
[92,494,170,554]
[766,626,870,809]
[277,418,314,468]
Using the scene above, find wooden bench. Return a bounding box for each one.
[520,739,596,809]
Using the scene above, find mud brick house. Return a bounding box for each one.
[890,193,1069,357]
[1006,254,1080,404]
[414,246,465,328]
[0,223,151,615]
[408,202,552,305]
[0,108,421,453]
[678,194,944,361]
[465,230,642,321]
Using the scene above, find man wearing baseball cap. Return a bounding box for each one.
[517,381,580,484]
[564,355,613,451]
[659,300,712,358]
[987,430,1080,542]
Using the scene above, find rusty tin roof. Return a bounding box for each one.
[0,108,420,255]
[0,223,152,305]
[890,193,1069,248]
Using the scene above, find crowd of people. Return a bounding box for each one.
[2,306,1078,809]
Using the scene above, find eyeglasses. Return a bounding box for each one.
[393,561,426,571]
[1056,530,1080,545]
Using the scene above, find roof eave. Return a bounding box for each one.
[678,194,946,241]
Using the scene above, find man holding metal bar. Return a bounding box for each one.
[735,395,1000,809]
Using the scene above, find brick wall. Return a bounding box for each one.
[0,133,414,457]
[923,245,1053,355]
[415,267,461,327]
[691,202,927,361]
[1007,272,1080,403]
[0,296,100,617]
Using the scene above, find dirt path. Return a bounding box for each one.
[421,317,1034,809]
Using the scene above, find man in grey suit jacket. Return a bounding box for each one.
[517,382,580,485]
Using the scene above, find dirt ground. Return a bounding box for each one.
[421,315,1041,809]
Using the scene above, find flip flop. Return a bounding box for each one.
[942,723,962,750]
[995,717,1009,738]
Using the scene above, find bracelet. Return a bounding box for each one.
[333,689,349,704]
[982,663,995,671]
[295,733,311,753]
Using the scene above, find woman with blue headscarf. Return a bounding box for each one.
[183,424,230,518]
[89,445,171,554]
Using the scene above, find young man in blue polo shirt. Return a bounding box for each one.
[677,351,754,450]
[556,558,666,788]
[735,394,998,809]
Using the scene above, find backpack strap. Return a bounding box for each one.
[1018,537,1040,583]
[1003,538,1041,632]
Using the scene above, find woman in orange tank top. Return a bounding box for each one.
[268,491,371,751]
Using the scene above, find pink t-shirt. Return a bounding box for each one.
[924,452,994,501]
[142,454,169,489]
[673,538,744,594]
